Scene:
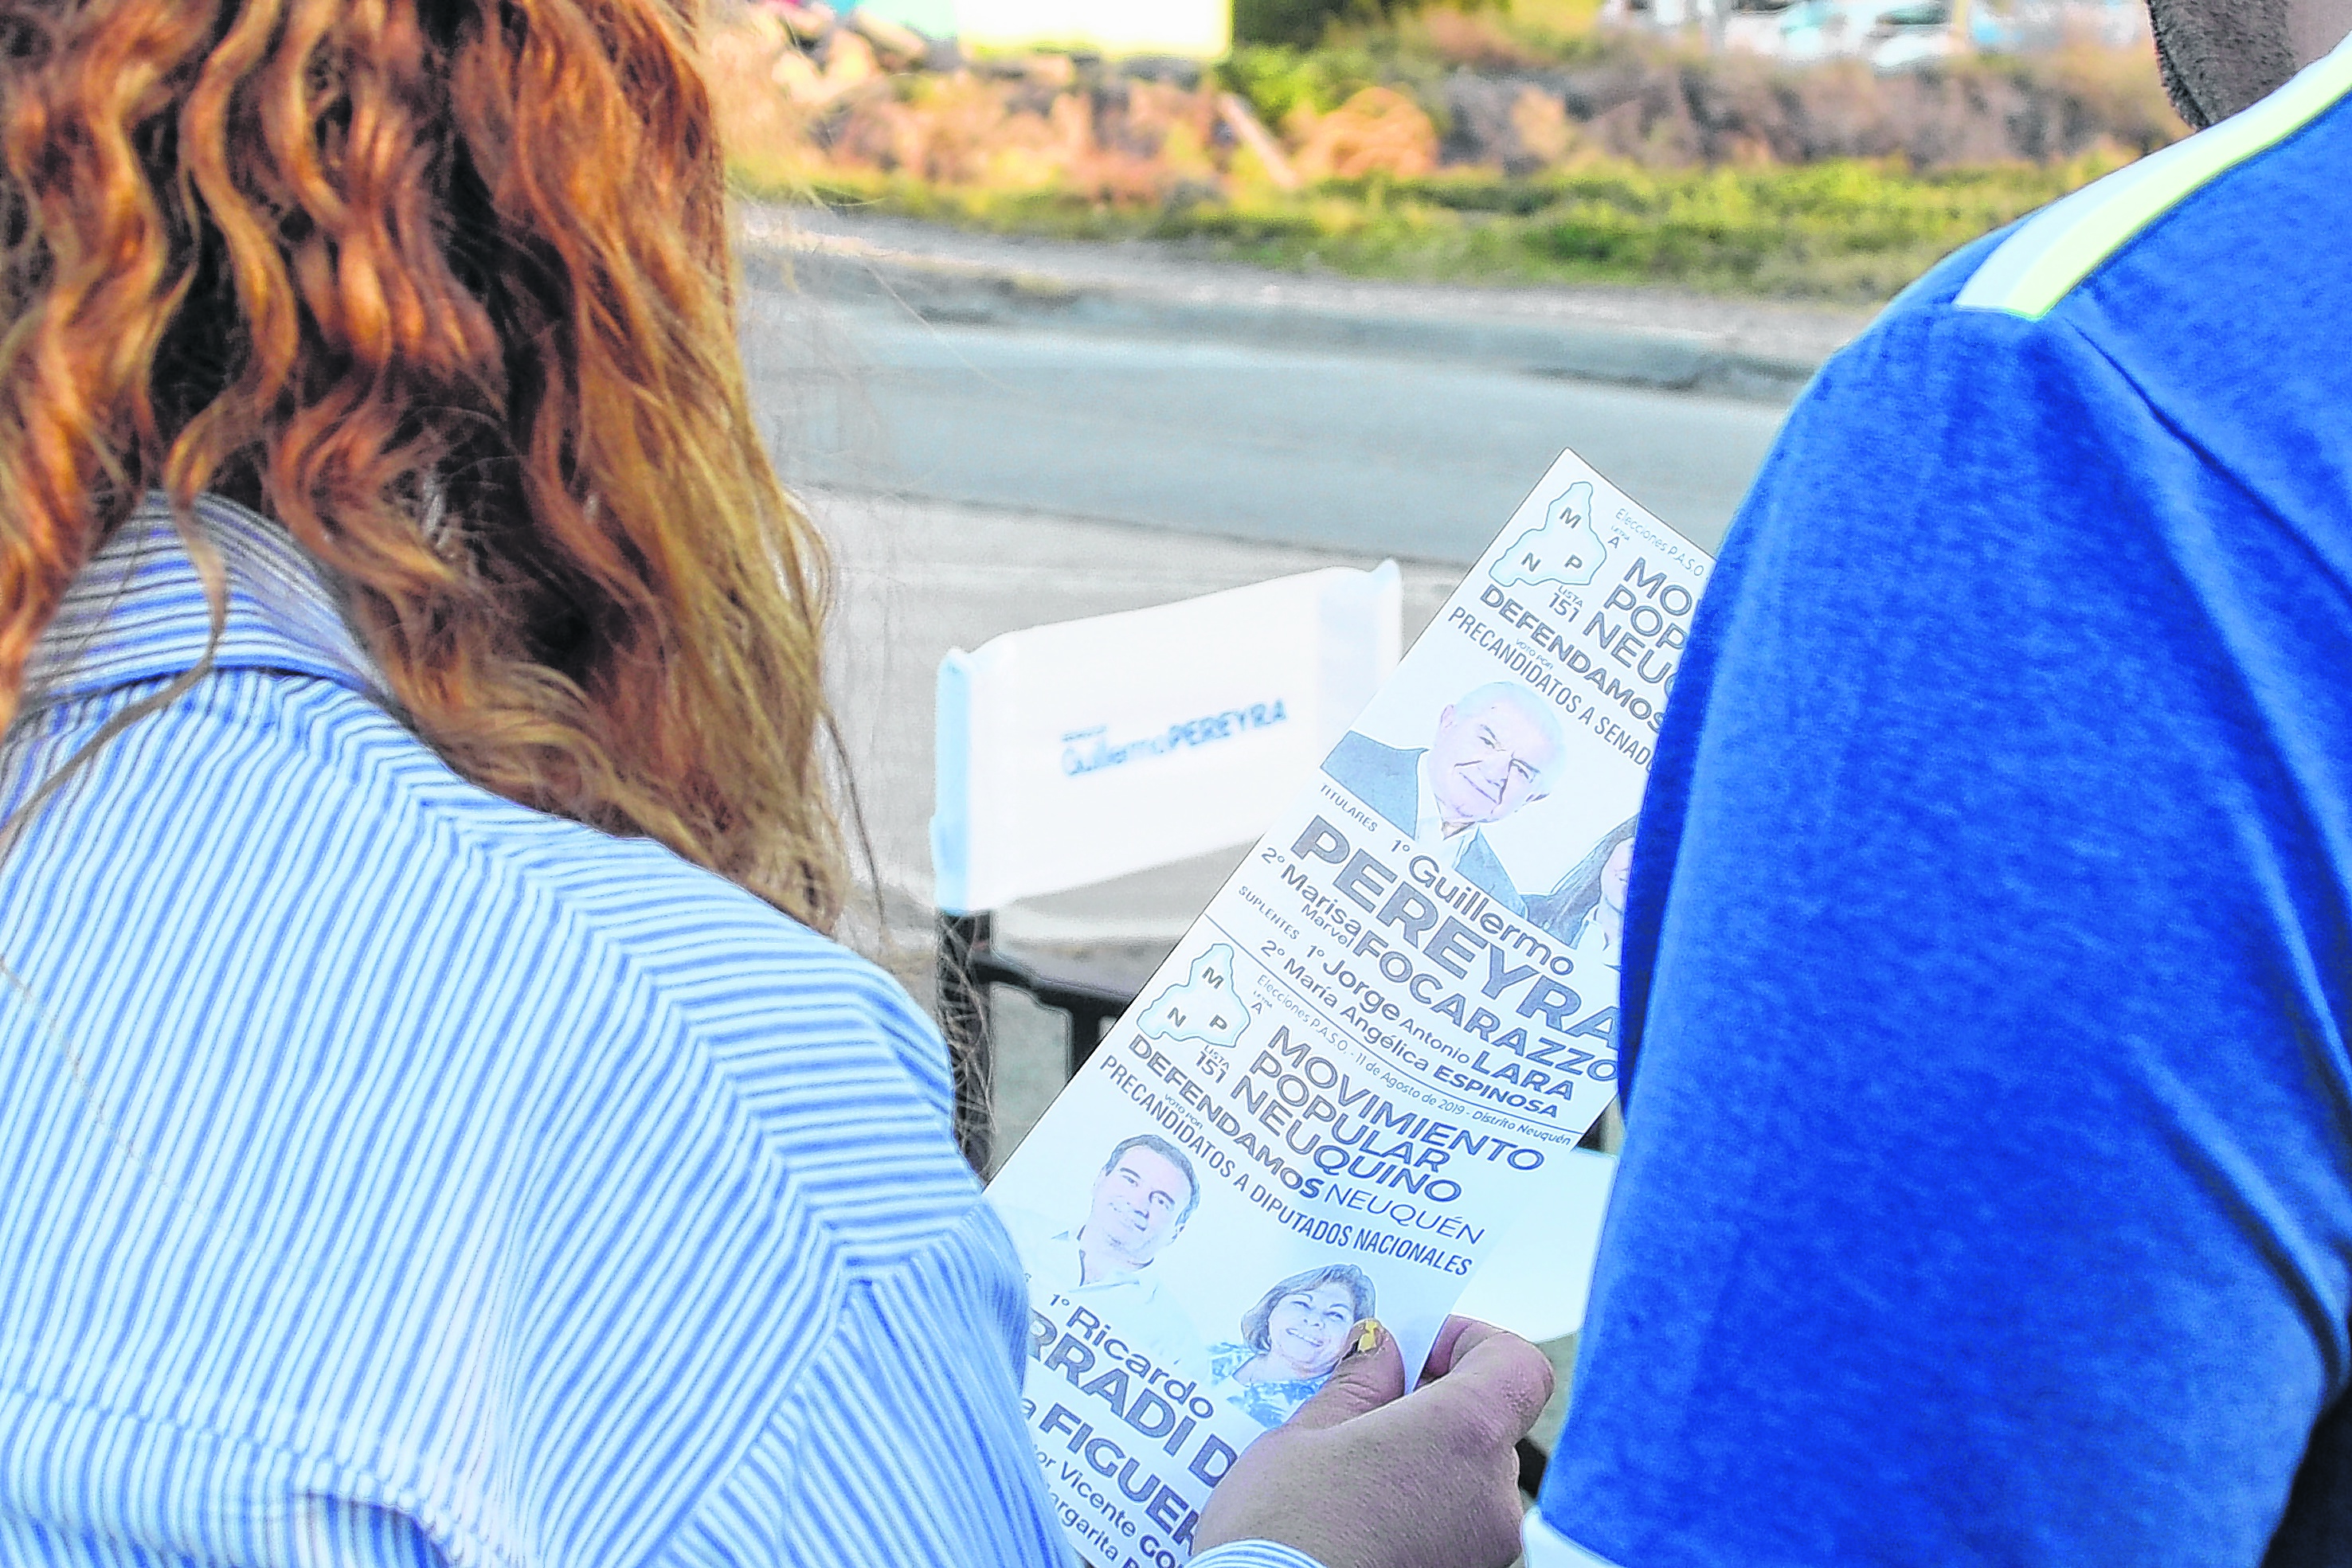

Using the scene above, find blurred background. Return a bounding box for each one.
[711,0,2182,300]
[709,0,2180,1469]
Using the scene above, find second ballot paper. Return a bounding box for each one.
[982,447,1713,1566]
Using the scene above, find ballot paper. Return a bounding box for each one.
[982,448,1713,1566]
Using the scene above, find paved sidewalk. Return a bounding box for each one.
[742,202,1871,403]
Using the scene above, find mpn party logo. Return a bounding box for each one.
[1491,482,1604,589]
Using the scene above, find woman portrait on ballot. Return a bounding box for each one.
[1211,1265,1380,1429]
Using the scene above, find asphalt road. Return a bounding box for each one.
[742,289,1790,563]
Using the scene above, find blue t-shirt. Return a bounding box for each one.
[1536,35,2352,1568]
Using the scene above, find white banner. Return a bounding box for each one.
[932,564,1401,914]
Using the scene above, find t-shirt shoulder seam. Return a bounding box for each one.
[2051,316,2302,540]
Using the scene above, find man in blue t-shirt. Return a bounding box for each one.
[1532,2,2352,1564]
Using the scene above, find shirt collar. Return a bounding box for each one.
[1413,751,1473,866]
[21,492,383,714]
[1058,1228,1156,1288]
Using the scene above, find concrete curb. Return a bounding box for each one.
[739,223,1841,405]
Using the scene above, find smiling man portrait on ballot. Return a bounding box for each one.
[1321,681,1569,916]
[997,1132,1215,1390]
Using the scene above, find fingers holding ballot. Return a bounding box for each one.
[1194,1316,1555,1568]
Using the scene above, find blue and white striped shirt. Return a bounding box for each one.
[0,495,1313,1568]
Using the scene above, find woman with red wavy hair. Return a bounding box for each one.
[0,2,1549,1563]
[1,0,841,905]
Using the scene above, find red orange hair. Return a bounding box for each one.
[0,0,848,929]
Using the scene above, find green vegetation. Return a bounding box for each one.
[711,0,2174,303]
[1221,42,1389,123]
[777,155,2124,302]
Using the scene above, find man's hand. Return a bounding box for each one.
[1193,1317,1555,1568]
